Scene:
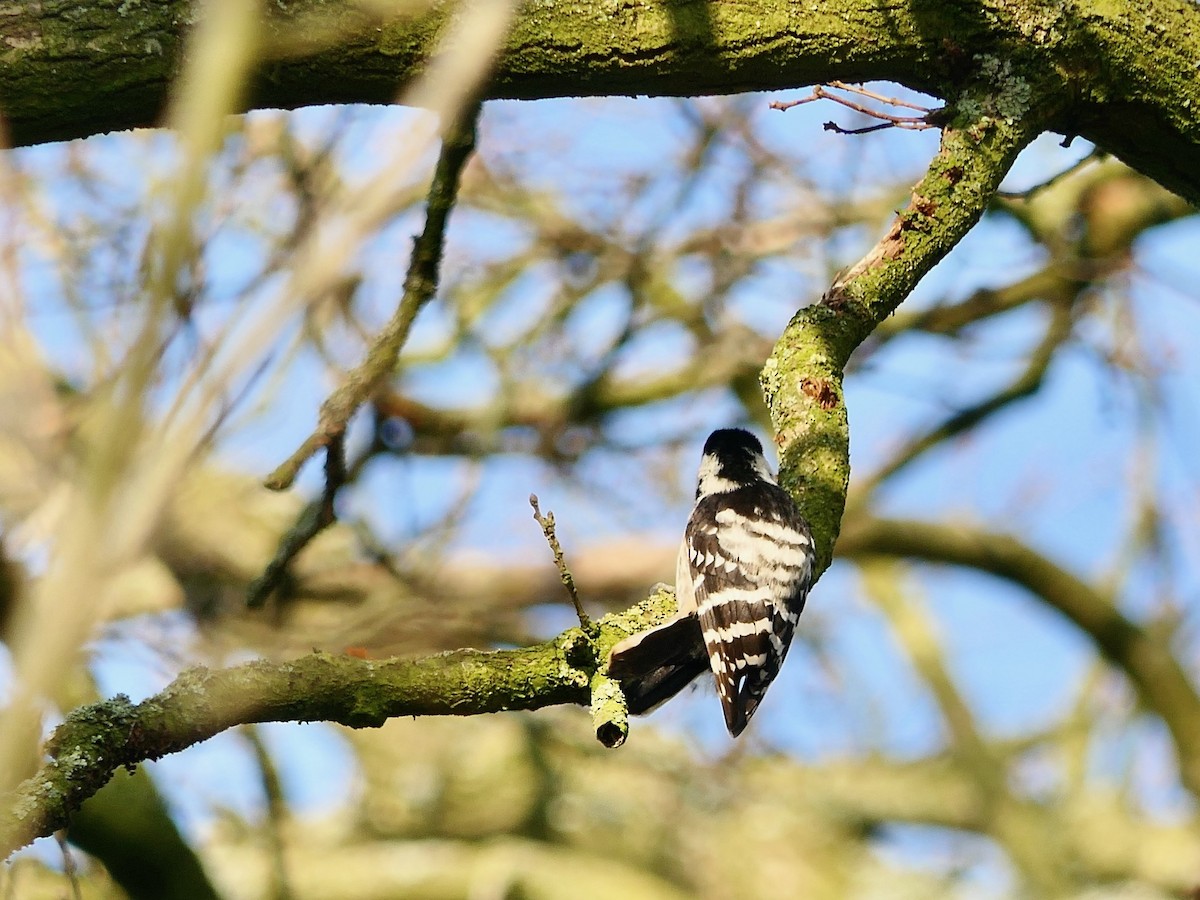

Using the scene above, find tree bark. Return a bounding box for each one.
[0,589,678,856]
[2,1,1198,203]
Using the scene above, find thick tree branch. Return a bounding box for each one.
[3,1,1199,203]
[0,589,677,857]
[762,84,1045,577]
[837,516,1200,799]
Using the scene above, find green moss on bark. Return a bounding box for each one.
[763,85,1046,578]
[3,0,1200,206]
[1,587,689,858]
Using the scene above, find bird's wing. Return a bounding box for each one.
[691,490,811,735]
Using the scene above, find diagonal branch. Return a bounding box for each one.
[248,432,348,608]
[761,84,1050,578]
[266,101,482,491]
[853,297,1074,502]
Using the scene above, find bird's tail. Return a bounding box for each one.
[606,614,708,714]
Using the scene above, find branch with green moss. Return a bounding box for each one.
[873,160,1195,343]
[838,515,1200,799]
[762,83,1047,578]
[0,588,677,858]
[3,1,1200,204]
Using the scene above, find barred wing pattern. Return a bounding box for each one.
[606,427,814,737]
[684,485,813,736]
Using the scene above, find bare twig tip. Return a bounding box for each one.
[529,493,589,629]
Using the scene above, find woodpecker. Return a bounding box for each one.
[607,428,814,737]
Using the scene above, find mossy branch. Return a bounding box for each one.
[761,84,1048,579]
[4,2,1200,204]
[0,591,679,858]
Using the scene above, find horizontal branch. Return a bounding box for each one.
[837,515,1200,799]
[2,2,1199,203]
[0,589,678,857]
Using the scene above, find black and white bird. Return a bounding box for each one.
[607,428,814,737]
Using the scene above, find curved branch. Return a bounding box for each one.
[791,754,1200,892]
[0,588,678,857]
[871,265,1075,341]
[763,84,1045,576]
[864,566,1072,894]
[837,515,1200,799]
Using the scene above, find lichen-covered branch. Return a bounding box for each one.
[2,2,1199,203]
[761,83,1047,577]
[838,515,1200,799]
[0,589,678,858]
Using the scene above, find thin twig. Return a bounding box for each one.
[265,99,483,491]
[995,147,1105,200]
[827,80,935,112]
[243,726,294,900]
[54,831,83,900]
[824,121,896,135]
[247,432,347,608]
[529,494,590,629]
[770,83,940,134]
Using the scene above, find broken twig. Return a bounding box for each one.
[529,494,590,629]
